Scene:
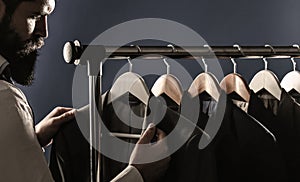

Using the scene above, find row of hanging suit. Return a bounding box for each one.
[49,58,300,182]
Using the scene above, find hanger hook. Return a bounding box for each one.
[130,44,142,53]
[163,58,170,74]
[292,44,300,71]
[167,44,177,52]
[201,57,208,73]
[233,44,245,57]
[127,57,133,72]
[204,44,213,53]
[292,44,300,51]
[291,57,297,71]
[263,57,268,70]
[230,57,237,74]
[265,44,276,55]
[100,61,103,76]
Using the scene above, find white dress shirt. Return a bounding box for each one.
[0,55,143,182]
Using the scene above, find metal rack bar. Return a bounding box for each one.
[63,41,300,64]
[105,46,300,59]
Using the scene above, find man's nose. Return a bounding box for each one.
[34,16,48,38]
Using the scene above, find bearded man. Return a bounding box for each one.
[0,0,169,181]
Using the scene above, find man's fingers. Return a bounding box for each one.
[138,124,167,144]
[138,123,156,144]
[50,107,74,117]
[53,109,76,124]
[156,128,166,141]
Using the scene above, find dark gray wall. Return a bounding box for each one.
[19,0,300,123]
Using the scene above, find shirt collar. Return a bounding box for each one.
[0,54,9,75]
[0,54,13,84]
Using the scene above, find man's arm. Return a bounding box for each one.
[0,81,54,181]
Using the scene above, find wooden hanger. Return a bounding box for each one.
[107,57,149,105]
[249,57,282,101]
[188,57,221,101]
[151,58,183,105]
[281,57,300,95]
[220,58,250,102]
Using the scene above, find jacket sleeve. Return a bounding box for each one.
[0,81,54,182]
[111,165,144,182]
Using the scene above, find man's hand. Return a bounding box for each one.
[35,107,76,147]
[129,123,171,182]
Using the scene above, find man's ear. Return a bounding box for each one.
[0,0,5,22]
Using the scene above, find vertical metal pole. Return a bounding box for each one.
[88,60,98,182]
[96,62,103,182]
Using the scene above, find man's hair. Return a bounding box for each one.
[3,0,34,15]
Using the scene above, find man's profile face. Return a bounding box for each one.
[0,0,55,85]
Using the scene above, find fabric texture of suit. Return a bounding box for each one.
[179,92,287,182]
[100,91,145,182]
[248,89,300,182]
[49,121,91,182]
[148,92,213,182]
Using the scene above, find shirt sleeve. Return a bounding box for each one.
[0,81,54,182]
[111,165,144,182]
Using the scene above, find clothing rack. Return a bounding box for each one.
[63,41,300,64]
[63,41,300,182]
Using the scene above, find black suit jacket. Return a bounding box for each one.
[49,105,91,182]
[100,92,145,182]
[248,90,300,182]
[101,92,210,182]
[178,93,287,182]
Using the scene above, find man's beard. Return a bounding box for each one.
[0,14,44,86]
